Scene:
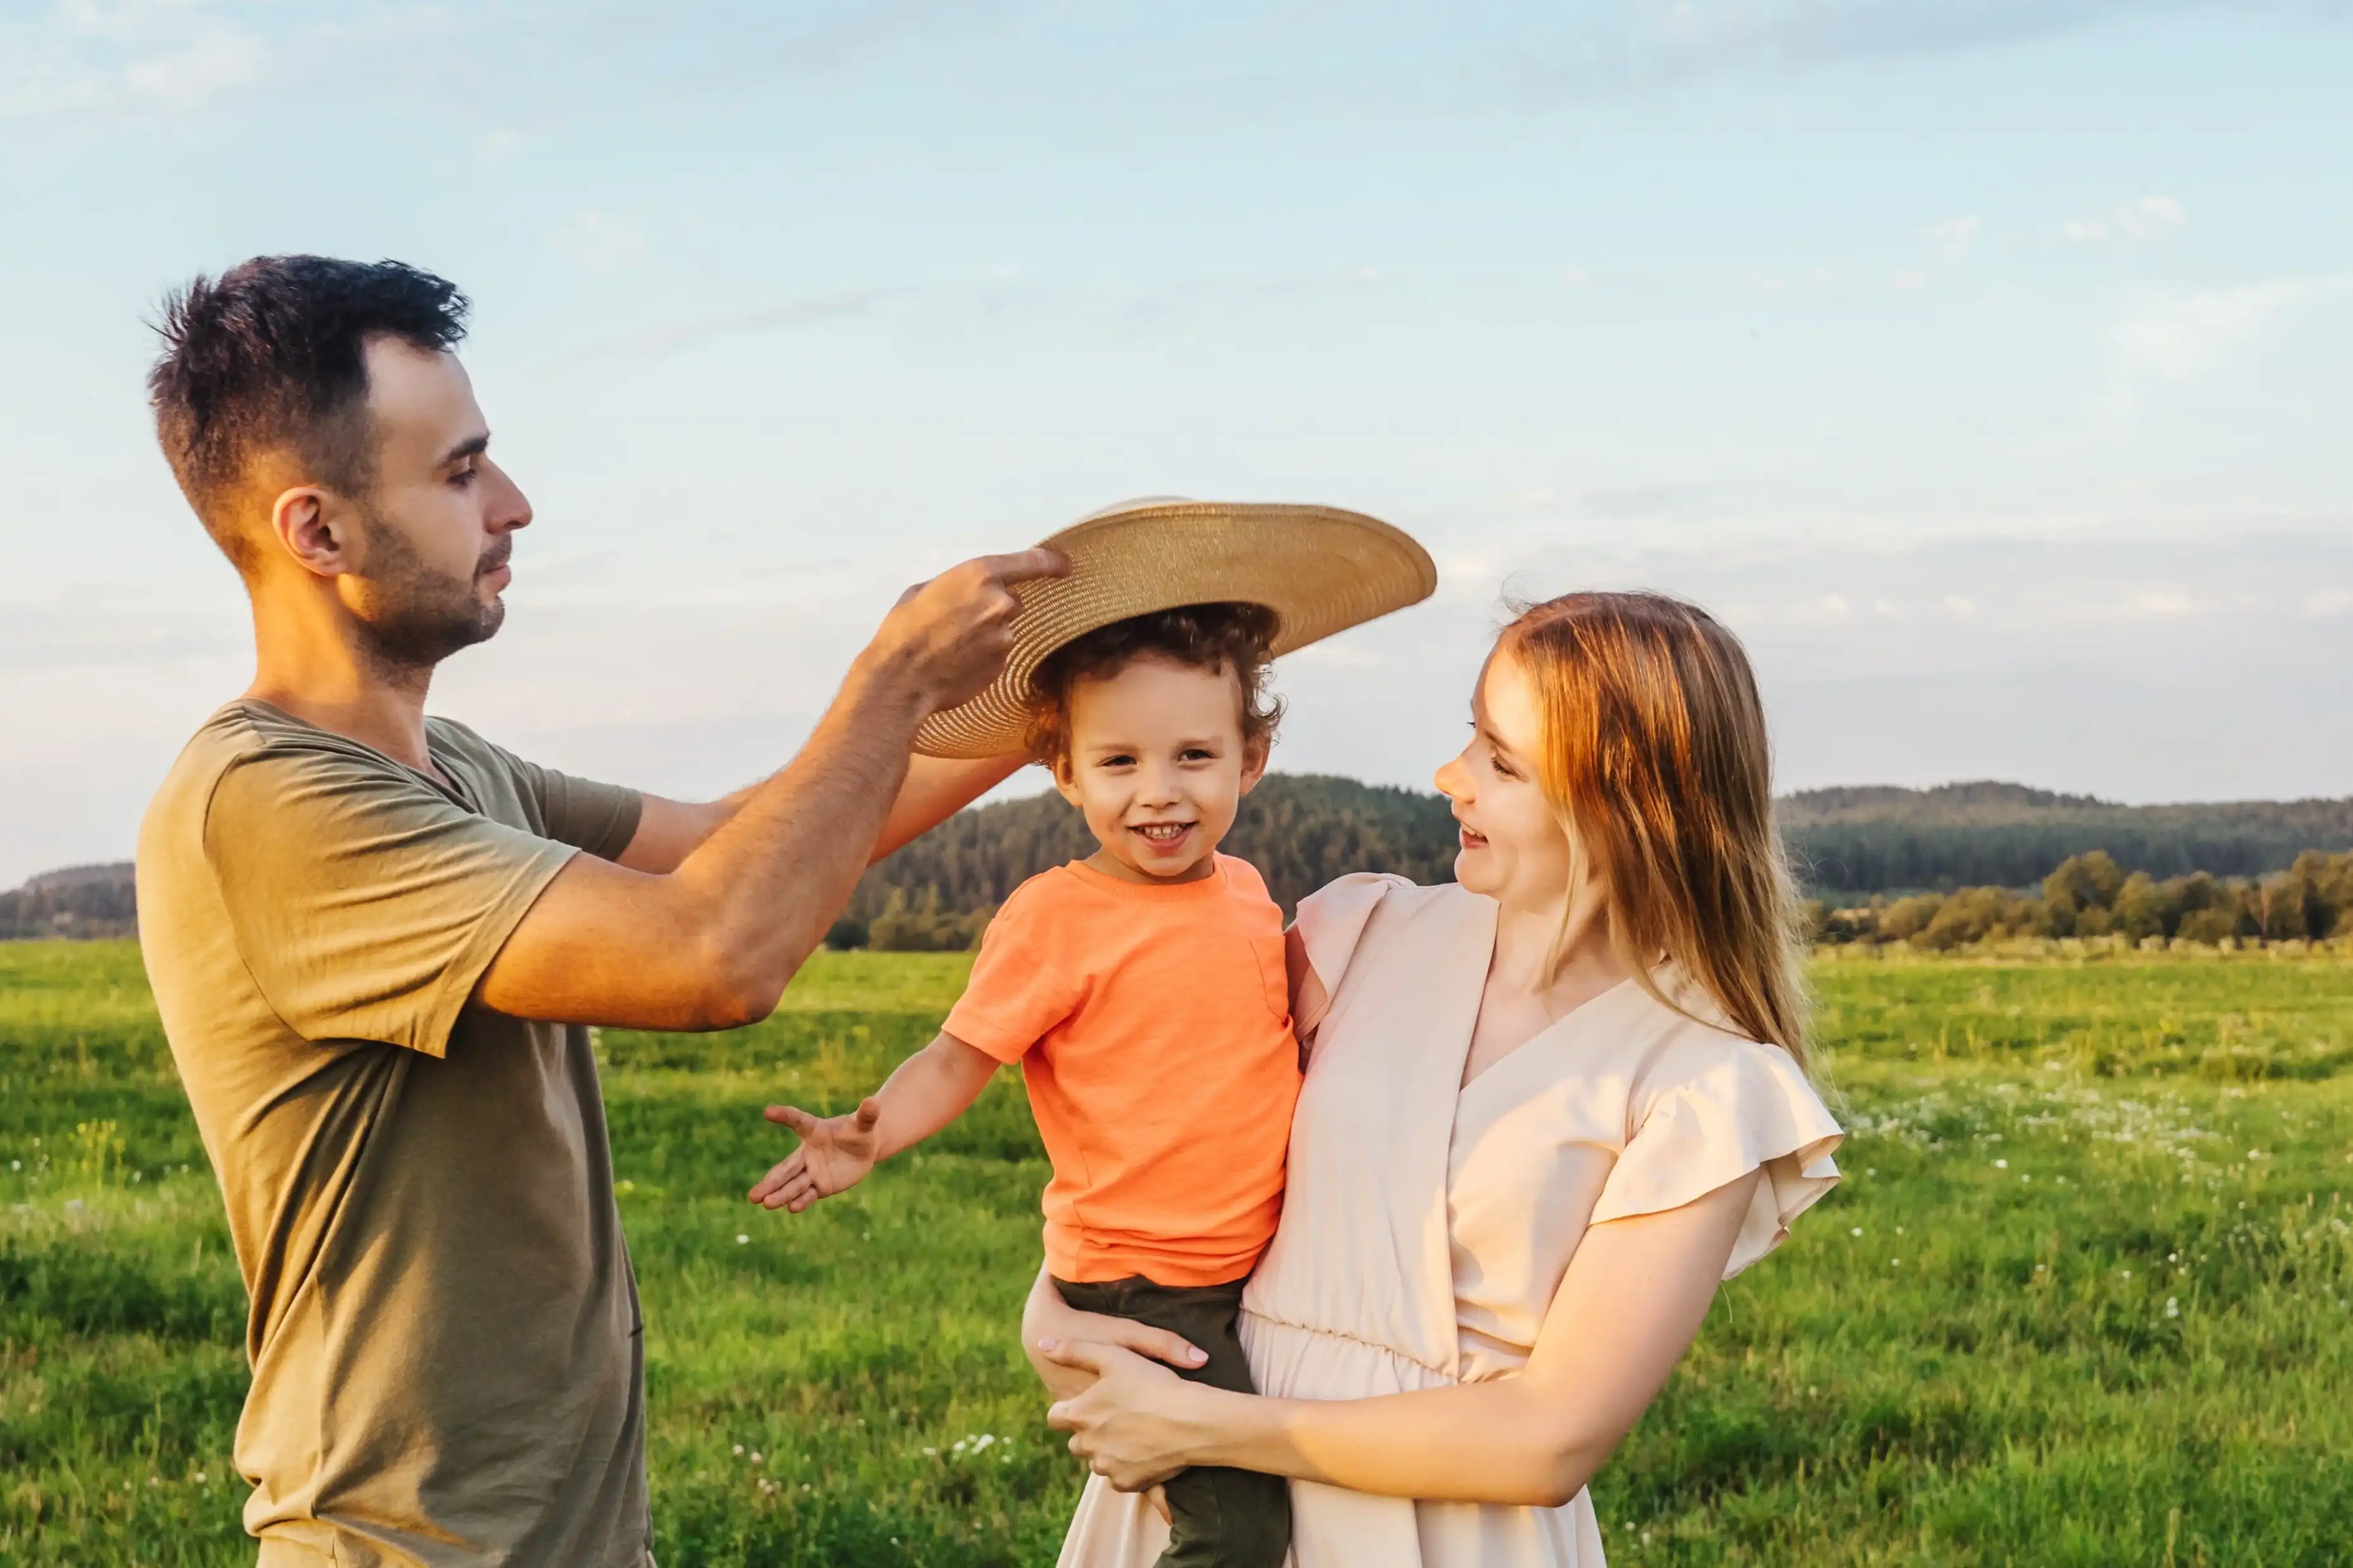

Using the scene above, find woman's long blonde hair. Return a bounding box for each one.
[1498,591,1812,1067]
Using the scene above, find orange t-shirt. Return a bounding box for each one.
[942,854,1300,1287]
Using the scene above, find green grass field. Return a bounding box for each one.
[4,940,2351,1565]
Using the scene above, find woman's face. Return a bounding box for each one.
[1435,650,1576,910]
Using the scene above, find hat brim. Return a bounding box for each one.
[912,500,1437,759]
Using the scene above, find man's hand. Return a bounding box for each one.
[865,549,1067,717]
[474,548,1063,1033]
[748,1098,883,1211]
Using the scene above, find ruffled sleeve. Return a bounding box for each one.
[1291,873,1414,1001]
[1588,1038,1844,1279]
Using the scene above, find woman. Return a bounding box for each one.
[1022,590,1843,1567]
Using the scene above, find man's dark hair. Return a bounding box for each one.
[1023,602,1286,766]
[147,256,470,574]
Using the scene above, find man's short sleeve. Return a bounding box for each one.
[485,738,642,860]
[204,747,577,1056]
[942,879,1085,1064]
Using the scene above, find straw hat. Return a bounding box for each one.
[913,497,1437,759]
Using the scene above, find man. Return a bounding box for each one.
[133,254,1060,1567]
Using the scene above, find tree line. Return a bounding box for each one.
[1813,850,2353,950]
[1782,781,2353,899]
[12,777,2353,947]
[0,866,137,940]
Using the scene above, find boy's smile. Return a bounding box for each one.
[1053,655,1267,886]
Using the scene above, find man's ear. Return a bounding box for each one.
[268,485,353,579]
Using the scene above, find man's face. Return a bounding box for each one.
[338,337,531,671]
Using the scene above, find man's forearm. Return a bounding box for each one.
[872,754,1029,863]
[671,655,928,1021]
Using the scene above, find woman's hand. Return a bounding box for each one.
[1020,1267,1207,1401]
[1041,1341,1214,1492]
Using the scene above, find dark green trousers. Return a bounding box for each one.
[1054,1274,1291,1568]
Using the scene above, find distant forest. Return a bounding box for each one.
[0,864,138,940]
[10,777,2353,942]
[841,776,2353,937]
[1782,781,2353,901]
[1815,849,2353,949]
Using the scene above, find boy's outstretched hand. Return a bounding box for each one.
[749,1099,882,1211]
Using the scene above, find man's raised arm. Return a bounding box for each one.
[477,550,1061,1032]
[616,752,1029,876]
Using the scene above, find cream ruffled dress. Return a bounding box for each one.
[1056,875,1844,1568]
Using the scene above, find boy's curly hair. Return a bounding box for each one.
[1023,602,1285,768]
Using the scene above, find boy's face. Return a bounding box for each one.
[1052,655,1267,884]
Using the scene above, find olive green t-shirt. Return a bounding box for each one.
[136,700,649,1567]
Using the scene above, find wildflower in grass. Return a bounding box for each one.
[733,1445,744,1455]
[1851,1227,1862,1237]
[735,1234,749,1244]
[2166,1298,2180,1318]
[751,1451,763,1464]
[1995,1159,2008,1169]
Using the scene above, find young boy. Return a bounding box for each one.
[749,601,1297,1568]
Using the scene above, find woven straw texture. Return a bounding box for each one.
[913,500,1437,758]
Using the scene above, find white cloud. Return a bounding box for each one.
[1,1,266,117]
[592,288,912,357]
[2304,588,2353,618]
[557,210,648,272]
[2065,194,2186,244]
[1891,268,1929,292]
[2110,275,2350,384]
[2126,589,2194,617]
[1921,215,1981,261]
[2117,194,2186,239]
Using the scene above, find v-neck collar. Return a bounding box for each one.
[1456,975,1644,1108]
[1452,906,1645,1097]
[237,698,478,812]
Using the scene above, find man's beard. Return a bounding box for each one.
[351,509,507,685]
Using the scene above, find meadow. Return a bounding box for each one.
[3,940,2351,1565]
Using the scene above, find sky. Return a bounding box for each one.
[2,0,2349,887]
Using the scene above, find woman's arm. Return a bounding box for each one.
[1020,1263,1211,1400]
[1044,1168,1761,1506]
[1284,926,1331,1053]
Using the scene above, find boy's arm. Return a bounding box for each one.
[747,1031,1001,1212]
